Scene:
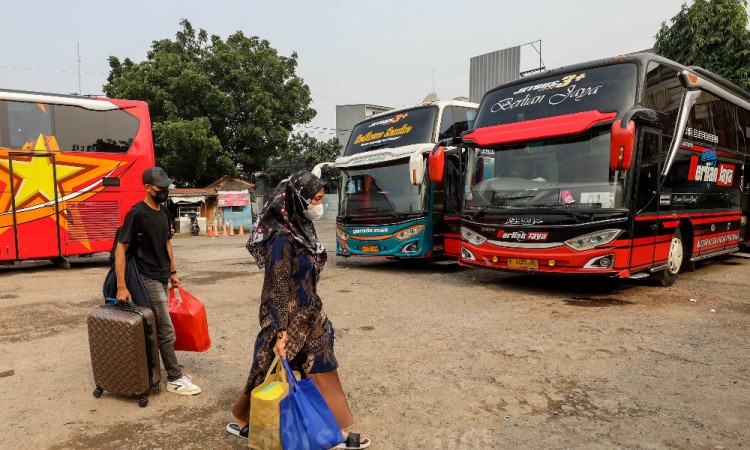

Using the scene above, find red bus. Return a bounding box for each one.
[0,89,155,265]
[430,53,750,286]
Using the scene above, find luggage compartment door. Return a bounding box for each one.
[8,152,62,260]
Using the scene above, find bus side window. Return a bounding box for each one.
[438,107,455,141]
[7,102,53,149]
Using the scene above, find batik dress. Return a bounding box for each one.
[243,234,337,394]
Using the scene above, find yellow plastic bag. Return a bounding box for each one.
[248,356,300,450]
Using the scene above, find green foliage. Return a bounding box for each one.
[654,0,750,90]
[104,19,316,186]
[265,134,342,191]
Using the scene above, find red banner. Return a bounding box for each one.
[218,191,250,207]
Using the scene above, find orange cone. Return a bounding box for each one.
[229,222,235,236]
[238,224,244,236]
[222,223,228,237]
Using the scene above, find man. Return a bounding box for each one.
[114,167,201,396]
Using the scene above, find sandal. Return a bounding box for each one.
[226,422,249,438]
[335,432,371,449]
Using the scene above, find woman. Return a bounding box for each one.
[227,171,370,449]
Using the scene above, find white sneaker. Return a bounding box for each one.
[167,374,202,395]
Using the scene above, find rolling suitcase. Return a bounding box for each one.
[87,301,161,407]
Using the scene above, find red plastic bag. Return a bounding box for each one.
[168,287,211,352]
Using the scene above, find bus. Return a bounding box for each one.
[0,89,155,265]
[315,100,477,260]
[429,53,750,286]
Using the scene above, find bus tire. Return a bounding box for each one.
[655,228,684,287]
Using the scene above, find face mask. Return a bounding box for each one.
[304,203,324,220]
[153,189,169,204]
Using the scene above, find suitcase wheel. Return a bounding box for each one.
[139,397,148,408]
[93,387,103,398]
[154,384,161,393]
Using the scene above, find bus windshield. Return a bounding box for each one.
[344,107,437,156]
[340,160,428,217]
[464,130,627,213]
[474,63,638,128]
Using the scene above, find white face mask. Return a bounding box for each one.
[304,203,324,220]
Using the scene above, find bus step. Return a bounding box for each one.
[628,273,650,280]
[733,252,750,259]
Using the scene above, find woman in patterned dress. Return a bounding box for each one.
[227,171,369,449]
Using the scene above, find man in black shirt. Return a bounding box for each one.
[114,167,201,396]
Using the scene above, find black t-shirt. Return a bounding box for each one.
[118,201,172,282]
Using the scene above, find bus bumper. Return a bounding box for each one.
[458,241,631,277]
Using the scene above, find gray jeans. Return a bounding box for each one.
[141,276,182,381]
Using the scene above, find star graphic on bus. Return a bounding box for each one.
[0,135,86,209]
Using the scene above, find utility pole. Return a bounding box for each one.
[77,41,82,95]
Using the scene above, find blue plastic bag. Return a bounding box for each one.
[280,359,345,450]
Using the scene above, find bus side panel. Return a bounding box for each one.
[0,154,16,261]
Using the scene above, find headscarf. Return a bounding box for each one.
[246,171,327,269]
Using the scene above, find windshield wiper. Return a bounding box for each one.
[474,194,537,217]
[531,203,597,221]
[361,143,390,151]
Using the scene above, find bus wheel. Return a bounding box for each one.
[656,229,684,287]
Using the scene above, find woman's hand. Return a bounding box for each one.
[273,330,288,359]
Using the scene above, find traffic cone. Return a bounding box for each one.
[222,223,228,237]
[229,222,235,236]
[238,224,244,236]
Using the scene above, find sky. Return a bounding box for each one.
[1,0,690,140]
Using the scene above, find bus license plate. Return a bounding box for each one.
[507,258,539,269]
[361,245,379,253]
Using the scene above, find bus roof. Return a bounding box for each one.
[0,88,124,111]
[477,52,750,112]
[363,99,478,122]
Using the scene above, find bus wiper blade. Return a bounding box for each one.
[362,143,390,151]
[475,194,536,217]
[534,204,594,221]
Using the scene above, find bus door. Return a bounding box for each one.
[630,127,663,269]
[8,152,62,260]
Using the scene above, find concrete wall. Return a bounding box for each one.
[220,205,253,231]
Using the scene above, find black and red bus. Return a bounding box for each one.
[429,53,750,286]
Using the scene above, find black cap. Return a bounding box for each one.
[142,167,172,188]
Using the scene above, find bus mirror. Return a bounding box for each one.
[410,152,426,185]
[610,121,635,171]
[428,146,445,183]
[312,162,334,178]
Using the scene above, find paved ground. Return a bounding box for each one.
[1,220,749,449]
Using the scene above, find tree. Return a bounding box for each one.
[104,19,316,186]
[654,0,750,90]
[265,134,342,191]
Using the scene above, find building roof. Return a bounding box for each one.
[205,175,256,192]
[170,188,217,197]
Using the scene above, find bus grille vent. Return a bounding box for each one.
[66,202,120,242]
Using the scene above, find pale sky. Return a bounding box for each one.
[1,0,690,140]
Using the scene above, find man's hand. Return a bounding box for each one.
[273,330,288,359]
[169,274,180,288]
[116,286,132,303]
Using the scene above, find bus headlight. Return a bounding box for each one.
[336,227,349,240]
[564,229,622,251]
[393,225,425,240]
[461,226,487,246]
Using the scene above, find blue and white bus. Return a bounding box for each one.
[315,100,477,260]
